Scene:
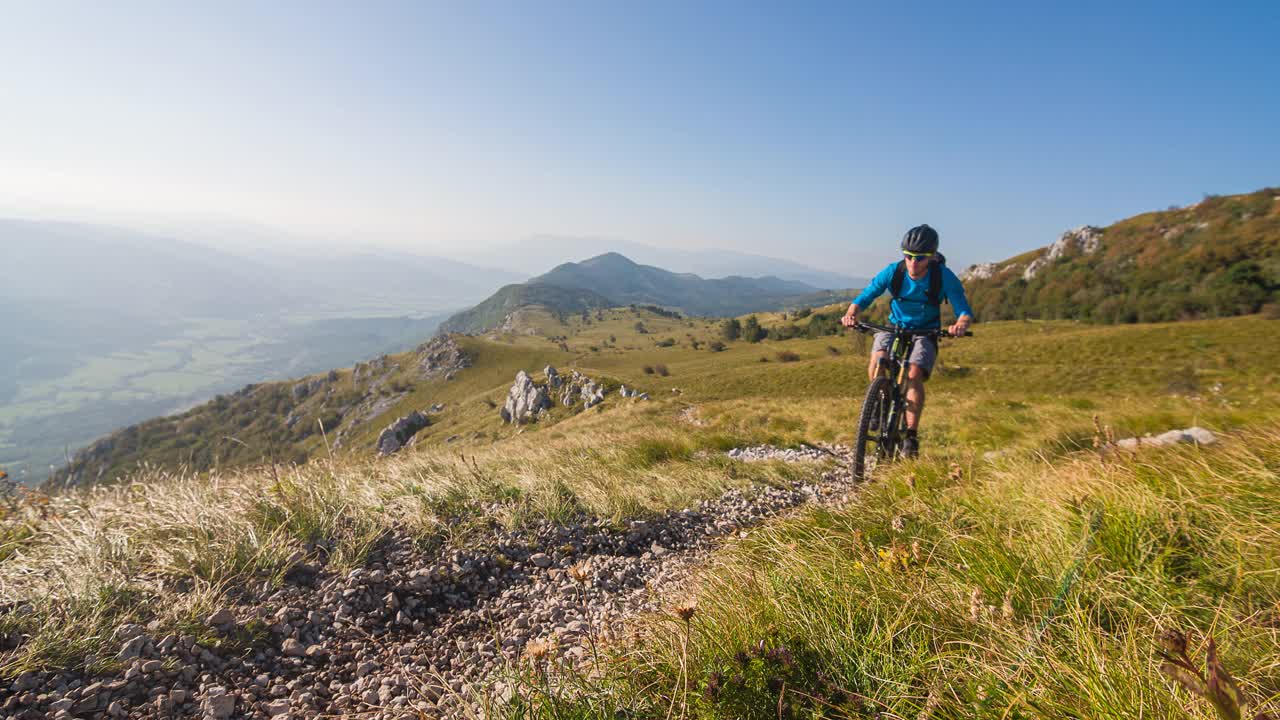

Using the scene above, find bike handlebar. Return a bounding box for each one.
[851,320,972,338]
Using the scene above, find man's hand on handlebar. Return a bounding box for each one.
[947,315,972,337]
[840,304,858,327]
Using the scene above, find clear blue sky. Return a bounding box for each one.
[2,1,1277,272]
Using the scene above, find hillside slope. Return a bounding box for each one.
[961,187,1279,322]
[6,314,1280,719]
[440,253,839,334]
[437,283,616,335]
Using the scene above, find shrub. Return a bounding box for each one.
[642,365,655,375]
[775,350,801,362]
[709,341,726,352]
[742,316,766,343]
[767,324,802,341]
[656,338,676,347]
[1261,302,1280,320]
[806,313,841,337]
[758,356,769,363]
[654,364,670,377]
[721,318,742,341]
[826,345,841,355]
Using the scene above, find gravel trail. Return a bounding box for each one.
[2,445,855,720]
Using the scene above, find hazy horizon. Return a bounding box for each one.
[3,2,1278,273]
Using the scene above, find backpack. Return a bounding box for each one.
[889,252,948,306]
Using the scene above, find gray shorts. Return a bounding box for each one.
[872,331,938,379]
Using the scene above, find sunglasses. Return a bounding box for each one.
[902,251,934,261]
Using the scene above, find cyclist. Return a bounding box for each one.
[840,224,973,457]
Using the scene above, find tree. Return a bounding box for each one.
[742,316,766,343]
[721,318,742,340]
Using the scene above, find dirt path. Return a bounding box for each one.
[3,446,856,720]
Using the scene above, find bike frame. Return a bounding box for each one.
[876,331,919,443]
[851,320,969,478]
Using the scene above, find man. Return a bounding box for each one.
[840,224,973,457]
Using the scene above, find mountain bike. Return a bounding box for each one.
[850,321,971,480]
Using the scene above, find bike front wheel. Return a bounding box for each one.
[853,377,894,480]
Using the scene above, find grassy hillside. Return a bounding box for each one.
[5,312,1280,690]
[42,289,1280,491]
[441,253,846,336]
[963,187,1280,323]
[438,283,617,335]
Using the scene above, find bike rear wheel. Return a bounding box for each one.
[853,377,894,480]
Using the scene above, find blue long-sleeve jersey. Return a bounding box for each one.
[852,261,974,329]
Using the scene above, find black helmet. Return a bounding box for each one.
[901,224,939,254]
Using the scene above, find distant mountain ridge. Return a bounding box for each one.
[440,253,842,333]
[458,235,869,289]
[960,187,1279,323]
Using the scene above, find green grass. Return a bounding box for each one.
[509,426,1280,719]
[4,309,1280,712]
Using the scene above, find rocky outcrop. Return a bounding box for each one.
[416,336,471,380]
[960,262,998,282]
[500,367,610,423]
[618,385,649,401]
[1023,226,1103,281]
[352,355,391,384]
[376,411,430,455]
[291,377,327,401]
[1110,426,1216,451]
[557,369,606,409]
[500,371,552,424]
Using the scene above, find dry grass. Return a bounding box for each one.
[4,313,1280,690]
[0,413,812,674]
[520,424,1280,718]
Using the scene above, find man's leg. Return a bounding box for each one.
[904,364,926,430]
[867,350,887,381]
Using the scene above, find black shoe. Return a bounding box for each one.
[901,434,919,458]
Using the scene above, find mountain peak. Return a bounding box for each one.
[442,255,835,333]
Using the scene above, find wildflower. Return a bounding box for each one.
[1001,592,1014,621]
[911,539,922,563]
[673,598,698,623]
[567,561,590,584]
[948,463,964,481]
[891,515,906,532]
[524,638,553,662]
[765,645,794,669]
